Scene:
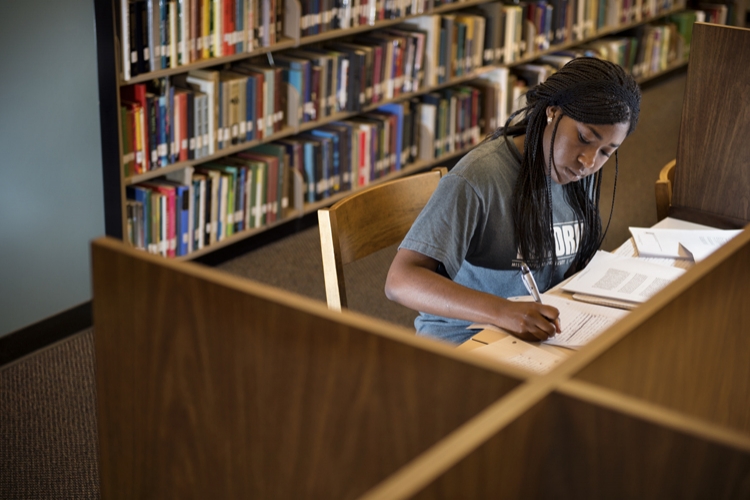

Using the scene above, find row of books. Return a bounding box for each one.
[118,0,471,80]
[120,62,288,175]
[119,15,481,175]
[120,0,284,79]
[124,76,498,255]
[558,9,713,79]
[126,143,290,256]
[503,8,724,106]
[120,0,688,81]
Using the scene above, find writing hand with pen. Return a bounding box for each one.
[505,262,562,342]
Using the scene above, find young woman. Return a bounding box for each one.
[385,57,642,345]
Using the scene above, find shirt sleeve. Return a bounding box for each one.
[399,173,484,279]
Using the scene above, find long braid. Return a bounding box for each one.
[495,57,641,281]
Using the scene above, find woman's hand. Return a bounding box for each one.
[493,301,561,342]
[386,249,561,343]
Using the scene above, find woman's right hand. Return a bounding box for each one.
[494,301,561,342]
[386,249,561,343]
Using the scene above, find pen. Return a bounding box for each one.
[520,262,542,303]
[520,262,561,333]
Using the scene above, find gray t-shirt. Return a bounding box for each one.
[399,136,583,344]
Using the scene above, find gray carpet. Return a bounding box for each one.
[0,330,99,499]
[0,69,686,499]
[218,233,420,329]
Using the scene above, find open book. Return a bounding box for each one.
[561,251,685,306]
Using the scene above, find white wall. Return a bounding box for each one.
[0,0,105,336]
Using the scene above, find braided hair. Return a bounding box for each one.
[493,57,641,281]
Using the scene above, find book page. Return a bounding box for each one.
[562,251,685,304]
[470,336,564,374]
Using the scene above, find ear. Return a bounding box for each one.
[545,106,560,121]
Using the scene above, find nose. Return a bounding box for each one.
[578,151,595,171]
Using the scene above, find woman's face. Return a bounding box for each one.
[543,106,630,185]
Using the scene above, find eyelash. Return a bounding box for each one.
[578,132,612,158]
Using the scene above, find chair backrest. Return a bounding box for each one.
[318,167,447,311]
[654,159,675,221]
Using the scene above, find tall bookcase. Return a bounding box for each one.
[94,0,693,260]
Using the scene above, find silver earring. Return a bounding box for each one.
[547,117,552,124]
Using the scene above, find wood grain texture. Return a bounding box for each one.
[318,167,446,310]
[91,237,521,500]
[572,226,750,434]
[672,23,750,226]
[321,168,447,265]
[408,391,750,499]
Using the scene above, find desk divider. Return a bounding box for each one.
[93,226,750,499]
[359,227,750,499]
[571,224,750,433]
[91,237,525,499]
[374,389,750,499]
[671,23,750,227]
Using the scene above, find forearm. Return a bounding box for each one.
[385,255,514,329]
[385,249,560,340]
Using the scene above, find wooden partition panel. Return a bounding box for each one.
[91,238,524,500]
[402,388,750,499]
[571,227,750,433]
[671,23,750,228]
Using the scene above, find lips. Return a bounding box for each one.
[564,167,582,182]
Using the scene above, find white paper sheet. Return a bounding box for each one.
[471,336,564,374]
[562,251,685,304]
[676,231,743,262]
[521,294,627,349]
[613,238,694,270]
[629,227,741,261]
[469,294,628,350]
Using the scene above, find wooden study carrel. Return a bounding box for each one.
[92,23,750,499]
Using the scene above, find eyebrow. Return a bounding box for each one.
[585,125,621,148]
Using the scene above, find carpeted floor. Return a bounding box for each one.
[1,331,99,499]
[0,69,687,499]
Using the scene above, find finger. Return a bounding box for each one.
[539,306,561,334]
[528,318,556,341]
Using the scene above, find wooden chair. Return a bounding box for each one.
[318,167,448,311]
[655,159,675,221]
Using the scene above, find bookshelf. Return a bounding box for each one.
[95,0,699,260]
